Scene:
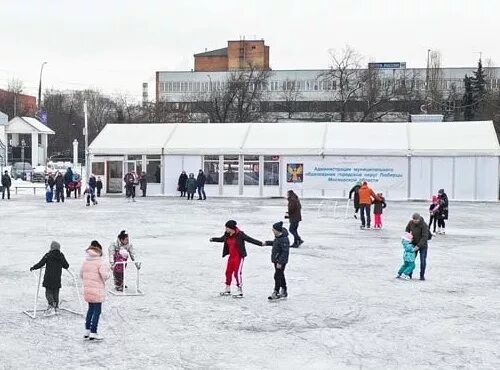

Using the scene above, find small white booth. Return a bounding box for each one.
[89,121,500,201]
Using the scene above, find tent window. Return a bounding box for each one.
[91,162,104,176]
[243,155,259,186]
[203,155,219,185]
[264,156,279,186]
[223,155,239,185]
[146,155,161,183]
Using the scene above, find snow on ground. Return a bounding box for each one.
[0,194,499,370]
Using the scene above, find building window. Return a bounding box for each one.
[91,162,104,176]
[264,156,279,186]
[127,155,143,175]
[223,155,239,185]
[145,155,161,183]
[203,155,219,185]
[243,156,259,186]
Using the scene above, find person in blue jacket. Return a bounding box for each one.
[396,232,418,280]
[264,221,290,300]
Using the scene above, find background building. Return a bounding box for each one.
[0,89,37,120]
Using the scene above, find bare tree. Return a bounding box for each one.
[358,67,398,122]
[191,65,270,122]
[321,45,364,121]
[278,79,303,119]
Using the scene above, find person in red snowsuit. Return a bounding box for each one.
[210,220,263,297]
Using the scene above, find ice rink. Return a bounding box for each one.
[0,194,499,370]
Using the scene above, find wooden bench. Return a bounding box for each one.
[13,186,46,195]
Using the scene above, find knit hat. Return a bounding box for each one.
[402,232,413,242]
[50,241,61,251]
[225,220,237,230]
[412,212,421,221]
[273,221,284,233]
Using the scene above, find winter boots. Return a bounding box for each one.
[268,288,288,300]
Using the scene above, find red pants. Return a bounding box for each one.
[225,256,244,287]
[374,214,383,227]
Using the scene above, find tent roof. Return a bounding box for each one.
[89,121,500,157]
[89,123,176,155]
[6,117,55,134]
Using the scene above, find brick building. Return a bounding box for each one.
[0,89,37,119]
[193,39,270,72]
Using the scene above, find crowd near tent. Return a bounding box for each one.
[89,121,500,201]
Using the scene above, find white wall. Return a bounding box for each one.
[164,155,202,196]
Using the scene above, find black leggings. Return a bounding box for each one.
[438,219,445,228]
[274,263,287,292]
[429,216,437,232]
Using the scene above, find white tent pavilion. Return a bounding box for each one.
[89,121,500,201]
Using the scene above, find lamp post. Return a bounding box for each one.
[83,101,89,184]
[38,62,47,109]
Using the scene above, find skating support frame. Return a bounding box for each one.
[23,268,84,319]
[108,261,144,296]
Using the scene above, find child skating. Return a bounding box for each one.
[373,193,386,229]
[264,221,290,300]
[80,240,110,341]
[396,232,418,280]
[429,195,440,234]
[109,230,139,292]
[84,184,98,206]
[210,220,263,298]
[30,241,70,316]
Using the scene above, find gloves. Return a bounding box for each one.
[209,238,214,242]
[29,267,34,271]
[135,262,142,270]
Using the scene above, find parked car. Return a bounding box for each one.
[12,162,34,181]
[32,166,47,183]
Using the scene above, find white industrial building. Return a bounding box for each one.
[89,121,500,201]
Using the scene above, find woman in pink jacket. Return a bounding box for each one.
[80,240,110,341]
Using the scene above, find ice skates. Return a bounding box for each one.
[268,290,280,300]
[219,285,231,296]
[89,333,103,341]
[232,286,243,298]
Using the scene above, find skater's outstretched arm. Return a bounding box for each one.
[242,233,263,247]
[210,235,225,243]
[30,254,48,271]
[263,241,273,246]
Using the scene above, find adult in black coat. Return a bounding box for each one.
[349,182,362,218]
[405,213,429,280]
[54,172,65,202]
[30,241,69,310]
[47,174,55,191]
[286,190,303,248]
[139,172,147,197]
[437,189,449,234]
[88,175,97,191]
[177,171,188,197]
[264,221,291,299]
[1,170,12,200]
[96,177,103,197]
[196,169,206,200]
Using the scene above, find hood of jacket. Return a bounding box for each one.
[86,248,102,260]
[46,249,65,262]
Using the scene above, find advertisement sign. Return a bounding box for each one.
[287,163,303,183]
[368,62,406,69]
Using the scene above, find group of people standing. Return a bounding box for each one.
[428,189,449,235]
[177,169,206,200]
[123,171,148,202]
[349,181,387,229]
[29,230,139,340]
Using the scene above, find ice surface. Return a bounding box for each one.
[0,195,499,369]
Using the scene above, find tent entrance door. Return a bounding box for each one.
[107,161,123,193]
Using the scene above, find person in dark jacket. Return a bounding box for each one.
[2,170,12,200]
[348,182,362,219]
[30,241,70,315]
[177,171,188,197]
[55,172,65,203]
[96,177,103,197]
[405,213,429,280]
[64,168,74,198]
[88,174,97,193]
[123,172,136,201]
[286,190,303,248]
[186,173,197,200]
[264,221,290,300]
[210,220,263,297]
[196,169,207,200]
[373,193,387,229]
[47,174,55,194]
[437,189,449,234]
[139,172,147,197]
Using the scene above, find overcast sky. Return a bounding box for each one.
[0,0,497,101]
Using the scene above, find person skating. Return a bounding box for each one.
[396,232,418,280]
[373,193,387,229]
[429,195,440,234]
[89,174,97,194]
[80,240,110,340]
[64,167,74,198]
[348,181,362,219]
[96,177,103,197]
[45,184,54,203]
[109,230,139,291]
[196,169,207,200]
[358,181,380,229]
[124,172,136,202]
[139,172,147,197]
[437,189,449,234]
[405,213,429,280]
[54,172,65,203]
[286,190,303,247]
[30,241,69,315]
[209,220,263,298]
[2,170,11,200]
[177,171,188,197]
[264,221,290,300]
[47,174,55,197]
[84,184,98,206]
[186,173,197,200]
